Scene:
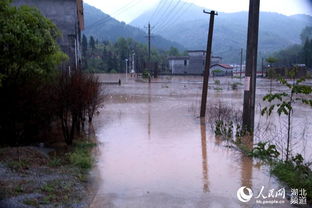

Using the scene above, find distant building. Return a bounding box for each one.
[210,64,234,77]
[168,50,222,75]
[12,0,84,71]
[168,56,189,74]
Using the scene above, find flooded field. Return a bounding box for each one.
[90,74,312,208]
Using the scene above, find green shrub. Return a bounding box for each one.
[214,80,221,85]
[68,140,95,170]
[271,155,312,204]
[69,151,92,170]
[249,142,280,160]
[231,82,243,90]
[142,69,151,79]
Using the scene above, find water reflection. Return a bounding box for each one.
[200,118,209,193]
[148,83,151,139]
[91,75,297,208]
[240,136,253,190]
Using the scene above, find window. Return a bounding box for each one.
[184,60,187,66]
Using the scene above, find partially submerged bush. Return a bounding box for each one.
[207,102,243,140]
[248,142,280,160]
[271,154,312,204]
[214,80,221,85]
[142,69,151,79]
[55,71,103,145]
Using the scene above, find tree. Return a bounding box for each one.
[89,36,96,51]
[266,57,278,93]
[0,0,67,145]
[261,68,312,161]
[82,34,88,69]
[303,39,312,67]
[300,26,312,44]
[82,34,88,58]
[168,47,180,56]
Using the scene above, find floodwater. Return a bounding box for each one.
[90,74,312,208]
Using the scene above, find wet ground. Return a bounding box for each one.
[90,75,312,208]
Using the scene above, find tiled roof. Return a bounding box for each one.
[211,64,233,69]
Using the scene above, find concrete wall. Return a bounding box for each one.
[12,0,82,70]
[170,59,188,74]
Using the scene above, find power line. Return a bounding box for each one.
[153,0,183,30]
[149,0,166,23]
[154,2,192,33]
[152,0,177,28]
[86,0,142,30]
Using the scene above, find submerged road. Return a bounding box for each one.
[90,75,298,208]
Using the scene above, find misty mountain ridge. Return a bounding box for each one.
[83,3,184,51]
[131,1,312,63]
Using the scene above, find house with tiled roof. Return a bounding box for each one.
[210,64,234,77]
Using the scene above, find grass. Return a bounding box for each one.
[48,157,62,167]
[38,179,73,205]
[68,140,96,171]
[23,198,39,206]
[7,160,29,171]
[271,161,312,204]
[236,141,312,204]
[216,124,312,204]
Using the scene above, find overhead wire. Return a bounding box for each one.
[148,0,166,23]
[154,2,193,34]
[86,0,142,30]
[152,0,177,28]
[153,0,185,33]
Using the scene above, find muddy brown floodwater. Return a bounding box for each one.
[90,74,312,208]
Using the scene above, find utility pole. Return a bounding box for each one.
[200,10,218,118]
[125,58,128,82]
[132,51,135,73]
[148,22,151,64]
[261,57,264,77]
[242,0,261,132]
[145,23,152,70]
[240,48,243,78]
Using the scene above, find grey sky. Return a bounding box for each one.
[84,0,312,23]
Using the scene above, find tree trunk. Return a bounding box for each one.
[286,109,291,161]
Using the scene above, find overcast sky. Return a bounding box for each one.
[84,0,312,23]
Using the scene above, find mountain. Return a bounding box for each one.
[131,1,312,63]
[83,3,184,51]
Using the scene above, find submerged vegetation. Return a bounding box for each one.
[208,70,312,204]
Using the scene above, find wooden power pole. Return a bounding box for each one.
[240,48,243,78]
[242,0,261,132]
[148,22,151,64]
[200,10,218,118]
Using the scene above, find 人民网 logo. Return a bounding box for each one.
[237,186,253,203]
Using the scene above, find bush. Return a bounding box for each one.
[142,69,151,79]
[271,156,312,204]
[55,71,103,145]
[0,1,103,146]
[68,140,95,170]
[0,1,67,146]
[214,80,221,85]
[69,151,92,170]
[249,142,280,160]
[231,82,242,90]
